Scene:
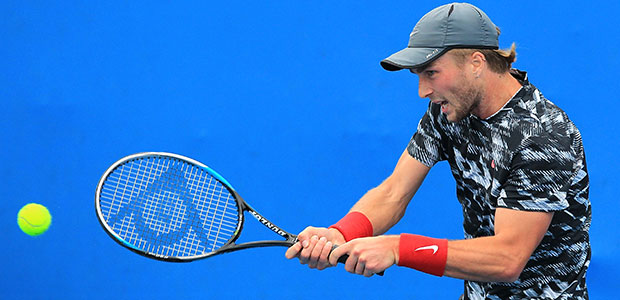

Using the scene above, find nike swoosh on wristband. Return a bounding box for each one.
[414,245,439,254]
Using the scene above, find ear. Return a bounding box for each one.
[470,51,486,77]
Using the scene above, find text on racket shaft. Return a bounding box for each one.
[249,211,287,237]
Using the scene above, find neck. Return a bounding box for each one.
[474,71,522,119]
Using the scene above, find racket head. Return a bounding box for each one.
[95,152,244,261]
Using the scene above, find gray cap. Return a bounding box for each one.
[381,3,499,71]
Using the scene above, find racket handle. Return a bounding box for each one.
[332,246,385,276]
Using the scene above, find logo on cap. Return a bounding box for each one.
[426,49,439,59]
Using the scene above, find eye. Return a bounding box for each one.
[425,70,437,77]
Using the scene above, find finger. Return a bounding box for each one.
[316,241,333,270]
[328,242,351,266]
[299,235,319,265]
[296,226,316,242]
[308,237,327,268]
[328,243,342,266]
[354,259,365,275]
[344,253,358,274]
[332,243,358,274]
[308,236,327,269]
[363,268,375,277]
[297,239,311,264]
[284,242,302,259]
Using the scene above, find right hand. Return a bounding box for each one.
[285,226,346,270]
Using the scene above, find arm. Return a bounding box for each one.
[329,207,553,280]
[350,149,431,234]
[445,208,553,282]
[285,149,430,268]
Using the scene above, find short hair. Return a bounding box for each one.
[449,27,517,74]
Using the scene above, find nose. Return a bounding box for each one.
[418,77,433,99]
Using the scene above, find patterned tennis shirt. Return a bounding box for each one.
[408,69,591,299]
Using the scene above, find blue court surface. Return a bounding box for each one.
[1,1,618,299]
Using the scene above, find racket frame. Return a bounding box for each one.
[95,152,297,262]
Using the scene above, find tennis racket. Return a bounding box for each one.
[95,152,375,272]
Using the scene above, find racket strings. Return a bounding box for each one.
[98,156,240,258]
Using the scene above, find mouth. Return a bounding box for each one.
[432,100,449,112]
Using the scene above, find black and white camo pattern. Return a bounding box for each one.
[408,70,591,299]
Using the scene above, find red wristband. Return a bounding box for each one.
[328,212,373,242]
[397,233,448,277]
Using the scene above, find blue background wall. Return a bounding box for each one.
[2,1,618,299]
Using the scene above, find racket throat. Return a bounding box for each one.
[248,210,288,238]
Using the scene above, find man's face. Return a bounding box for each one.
[412,53,482,122]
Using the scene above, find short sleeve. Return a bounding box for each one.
[497,134,575,211]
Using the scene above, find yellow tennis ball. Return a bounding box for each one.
[17,203,52,236]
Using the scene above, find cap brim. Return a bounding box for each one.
[380,47,448,71]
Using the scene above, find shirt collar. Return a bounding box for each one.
[475,69,531,122]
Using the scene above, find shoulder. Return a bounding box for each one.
[507,85,580,150]
[499,85,587,177]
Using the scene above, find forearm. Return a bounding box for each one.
[349,150,430,235]
[290,152,430,272]
[350,184,412,235]
[444,236,527,282]
[432,209,552,282]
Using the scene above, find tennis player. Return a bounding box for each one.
[285,3,590,299]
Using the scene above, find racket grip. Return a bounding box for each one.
[331,246,385,276]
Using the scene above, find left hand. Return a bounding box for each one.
[328,235,400,277]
